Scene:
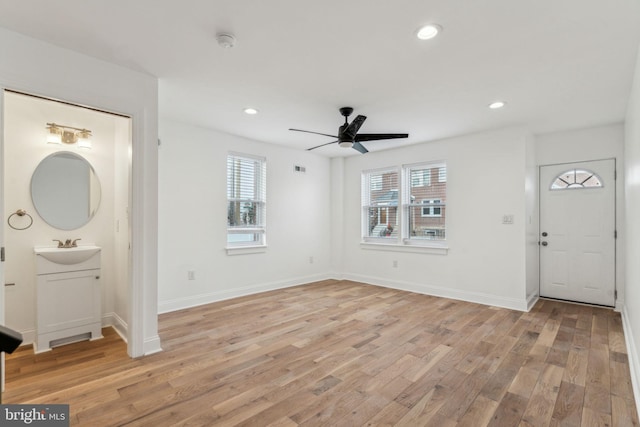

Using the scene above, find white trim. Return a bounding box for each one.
[526,292,539,311]
[342,273,529,311]
[361,242,448,255]
[15,329,36,347]
[102,312,128,343]
[621,307,640,422]
[143,336,163,356]
[226,245,268,255]
[158,273,333,314]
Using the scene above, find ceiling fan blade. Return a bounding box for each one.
[342,115,367,139]
[354,133,409,142]
[289,128,338,139]
[352,142,369,154]
[307,140,338,151]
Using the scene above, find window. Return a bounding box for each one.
[227,153,266,247]
[362,162,447,245]
[550,169,602,190]
[406,163,446,241]
[362,168,399,239]
[421,199,442,217]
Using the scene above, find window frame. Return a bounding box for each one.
[361,167,401,244]
[550,168,603,190]
[226,152,267,253]
[361,161,448,252]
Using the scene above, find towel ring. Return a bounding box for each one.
[8,209,33,231]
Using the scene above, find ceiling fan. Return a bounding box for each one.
[289,107,409,154]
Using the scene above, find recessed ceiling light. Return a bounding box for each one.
[416,24,442,40]
[489,101,506,109]
[243,107,258,115]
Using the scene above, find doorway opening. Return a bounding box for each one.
[2,90,132,358]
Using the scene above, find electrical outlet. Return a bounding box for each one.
[187,271,195,280]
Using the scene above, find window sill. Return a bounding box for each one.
[360,241,448,255]
[226,245,268,256]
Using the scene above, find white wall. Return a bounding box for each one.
[524,133,539,308]
[535,123,626,308]
[157,120,332,312]
[623,44,640,414]
[335,127,531,310]
[3,92,129,344]
[0,27,159,356]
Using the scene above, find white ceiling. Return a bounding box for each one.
[1,0,639,157]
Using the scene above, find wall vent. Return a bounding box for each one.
[294,165,306,173]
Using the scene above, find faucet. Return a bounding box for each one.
[52,239,81,248]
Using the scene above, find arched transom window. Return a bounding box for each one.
[550,169,603,190]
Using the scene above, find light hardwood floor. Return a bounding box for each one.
[5,280,639,426]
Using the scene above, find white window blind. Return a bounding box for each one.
[227,153,266,247]
[362,168,399,240]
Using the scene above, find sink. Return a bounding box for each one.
[34,246,101,265]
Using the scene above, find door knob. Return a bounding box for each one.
[541,232,548,237]
[541,241,548,246]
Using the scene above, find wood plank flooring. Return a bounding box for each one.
[5,280,638,426]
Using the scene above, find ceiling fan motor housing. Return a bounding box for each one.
[339,107,354,117]
[338,123,352,147]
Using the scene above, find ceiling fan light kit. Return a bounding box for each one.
[289,106,409,154]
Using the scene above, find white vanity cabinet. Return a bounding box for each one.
[34,246,103,353]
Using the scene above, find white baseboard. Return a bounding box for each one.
[341,273,530,311]
[526,292,540,311]
[621,307,640,422]
[142,335,163,356]
[158,273,333,314]
[103,312,128,343]
[16,329,35,347]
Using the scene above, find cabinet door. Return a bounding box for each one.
[37,269,101,334]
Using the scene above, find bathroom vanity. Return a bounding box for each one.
[34,246,102,353]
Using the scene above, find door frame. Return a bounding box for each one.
[538,158,617,306]
[0,86,158,360]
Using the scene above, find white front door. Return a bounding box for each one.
[539,159,616,306]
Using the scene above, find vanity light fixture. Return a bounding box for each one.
[46,123,92,149]
[243,107,259,115]
[46,124,62,144]
[488,101,506,109]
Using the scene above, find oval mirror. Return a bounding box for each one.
[31,152,101,230]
